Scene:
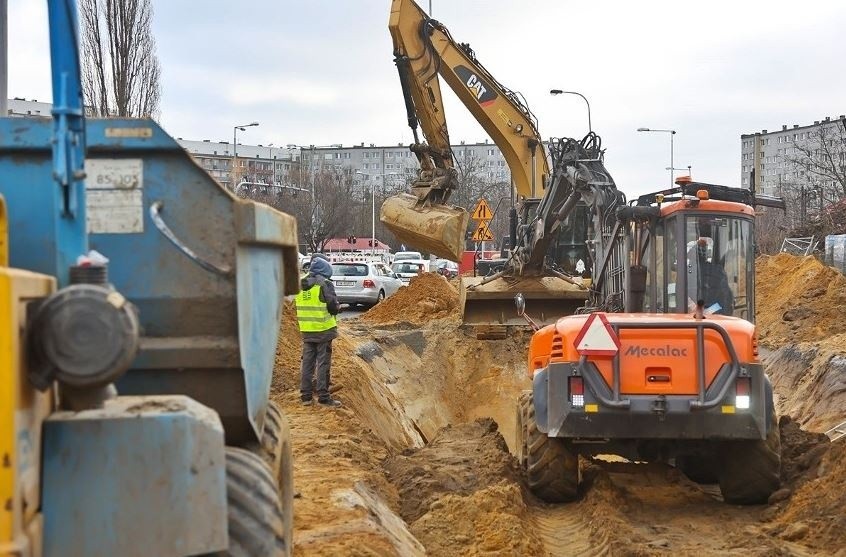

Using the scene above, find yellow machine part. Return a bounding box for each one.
[0,196,55,557]
[380,193,469,262]
[460,275,590,328]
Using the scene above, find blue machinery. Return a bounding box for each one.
[0,1,298,555]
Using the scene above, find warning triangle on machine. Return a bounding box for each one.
[471,198,493,221]
[573,312,620,357]
[471,220,495,241]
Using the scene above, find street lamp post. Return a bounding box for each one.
[549,89,592,134]
[268,143,275,185]
[637,127,676,187]
[233,121,259,187]
[665,165,692,180]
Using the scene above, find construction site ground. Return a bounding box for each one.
[271,259,846,556]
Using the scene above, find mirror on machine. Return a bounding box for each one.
[514,293,540,331]
[514,293,526,316]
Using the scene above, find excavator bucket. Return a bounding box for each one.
[380,193,469,262]
[460,275,590,334]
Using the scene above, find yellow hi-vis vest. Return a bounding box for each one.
[295,284,337,333]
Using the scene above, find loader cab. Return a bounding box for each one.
[638,191,756,322]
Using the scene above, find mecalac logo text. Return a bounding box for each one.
[454,65,498,106]
[624,345,688,357]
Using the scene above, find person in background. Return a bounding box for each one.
[295,254,342,407]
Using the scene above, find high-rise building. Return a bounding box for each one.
[740,115,846,196]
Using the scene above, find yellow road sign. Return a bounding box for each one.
[471,198,493,221]
[471,220,494,241]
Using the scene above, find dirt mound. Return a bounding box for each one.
[756,253,846,346]
[384,419,545,556]
[770,441,846,550]
[765,343,846,431]
[360,273,458,325]
[778,416,831,487]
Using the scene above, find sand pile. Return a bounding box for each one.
[360,273,459,325]
[756,253,846,346]
[383,419,545,556]
[770,441,845,549]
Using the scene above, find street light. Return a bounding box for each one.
[637,127,676,187]
[549,89,592,135]
[268,143,275,185]
[355,170,376,258]
[665,165,692,178]
[233,121,259,186]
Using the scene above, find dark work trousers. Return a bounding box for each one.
[300,339,333,401]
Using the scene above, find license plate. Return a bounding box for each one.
[336,280,355,286]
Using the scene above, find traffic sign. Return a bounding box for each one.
[573,313,620,357]
[471,198,493,221]
[471,220,495,241]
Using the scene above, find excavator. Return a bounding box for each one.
[384,0,619,332]
[386,0,787,505]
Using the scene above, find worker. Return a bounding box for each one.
[295,254,342,407]
[687,238,734,315]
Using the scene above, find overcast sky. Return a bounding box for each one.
[9,0,846,195]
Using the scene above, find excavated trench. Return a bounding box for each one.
[272,266,845,556]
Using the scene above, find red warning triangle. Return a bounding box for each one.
[573,313,620,357]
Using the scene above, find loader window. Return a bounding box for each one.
[681,215,754,319]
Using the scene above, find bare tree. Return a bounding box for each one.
[80,0,162,118]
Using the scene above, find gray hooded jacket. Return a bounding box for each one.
[299,256,339,342]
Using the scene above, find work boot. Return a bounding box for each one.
[317,397,342,408]
[301,397,313,406]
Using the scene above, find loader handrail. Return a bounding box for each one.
[577,320,742,411]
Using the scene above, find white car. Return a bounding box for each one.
[393,251,423,261]
[391,259,429,284]
[331,261,403,307]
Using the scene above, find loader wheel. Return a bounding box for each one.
[717,411,781,505]
[521,392,579,502]
[675,454,719,484]
[222,447,288,557]
[261,401,294,553]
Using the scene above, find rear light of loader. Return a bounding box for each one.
[569,376,584,408]
[362,279,375,288]
[735,377,751,410]
[752,333,759,358]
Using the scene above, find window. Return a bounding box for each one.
[364,152,370,159]
[343,153,350,159]
[487,149,495,156]
[386,152,393,158]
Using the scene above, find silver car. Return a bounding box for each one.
[331,261,403,307]
[391,259,429,284]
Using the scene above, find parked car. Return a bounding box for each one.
[394,251,423,261]
[434,259,459,279]
[331,261,403,307]
[391,259,429,284]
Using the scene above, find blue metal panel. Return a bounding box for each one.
[41,396,228,557]
[237,245,284,431]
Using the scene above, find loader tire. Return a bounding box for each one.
[675,454,719,484]
[717,412,781,505]
[223,447,289,557]
[521,392,579,503]
[261,401,294,552]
